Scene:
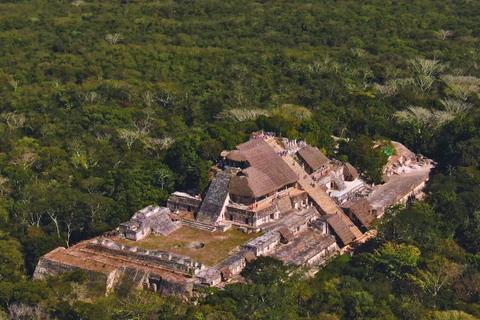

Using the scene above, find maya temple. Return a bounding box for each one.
[34,133,434,299]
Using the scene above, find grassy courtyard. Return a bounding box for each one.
[113,227,258,266]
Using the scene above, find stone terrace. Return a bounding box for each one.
[368,164,433,216]
[34,240,196,296]
[271,232,338,266]
[112,226,257,266]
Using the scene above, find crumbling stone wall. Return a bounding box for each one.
[33,256,108,284]
[88,239,206,275]
[167,193,202,213]
[225,206,254,225]
[34,247,200,300]
[245,231,281,256]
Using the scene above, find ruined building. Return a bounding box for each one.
[34,135,433,299]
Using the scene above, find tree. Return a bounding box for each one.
[200,140,224,162]
[165,134,211,191]
[373,242,421,280]
[440,99,472,116]
[0,236,25,282]
[412,255,466,299]
[338,135,389,183]
[395,106,454,132]
[431,310,477,320]
[117,129,140,150]
[408,57,445,92]
[240,256,289,286]
[441,75,480,101]
[376,203,442,246]
[105,33,123,45]
[215,108,270,122]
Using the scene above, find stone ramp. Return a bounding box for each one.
[266,138,363,245]
[182,219,217,232]
[196,171,232,224]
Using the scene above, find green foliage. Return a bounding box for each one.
[0,234,24,282]
[240,256,289,286]
[372,242,421,280]
[0,0,478,318]
[431,310,478,320]
[376,203,442,246]
[338,135,389,183]
[64,269,87,284]
[114,275,135,298]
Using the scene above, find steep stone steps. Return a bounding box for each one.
[182,219,217,232]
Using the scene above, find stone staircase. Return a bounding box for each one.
[196,170,231,224]
[182,219,217,233]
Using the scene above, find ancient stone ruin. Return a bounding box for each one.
[35,134,433,299]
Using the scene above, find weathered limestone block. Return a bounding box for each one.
[33,255,108,284]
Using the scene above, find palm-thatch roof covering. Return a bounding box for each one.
[226,150,248,162]
[344,162,360,181]
[349,200,375,228]
[297,146,329,171]
[229,139,298,198]
[242,251,256,262]
[278,226,295,243]
[219,267,233,280]
[325,214,358,245]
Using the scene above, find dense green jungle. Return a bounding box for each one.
[1,0,480,318]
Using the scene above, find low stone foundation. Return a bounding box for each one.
[33,239,221,300]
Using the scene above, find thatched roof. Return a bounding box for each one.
[297,146,329,171]
[278,226,295,243]
[326,214,357,245]
[242,251,256,262]
[229,139,298,198]
[229,173,255,198]
[349,200,375,228]
[344,162,360,181]
[226,150,247,162]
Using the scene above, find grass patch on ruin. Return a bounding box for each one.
[113,227,258,266]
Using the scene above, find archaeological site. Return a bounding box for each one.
[34,133,434,299]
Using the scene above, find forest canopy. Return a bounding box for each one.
[0,0,480,318]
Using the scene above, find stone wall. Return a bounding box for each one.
[215,249,251,280]
[33,255,108,284]
[225,205,254,225]
[245,231,281,256]
[120,267,196,299]
[34,244,203,300]
[167,193,202,213]
[87,239,205,275]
